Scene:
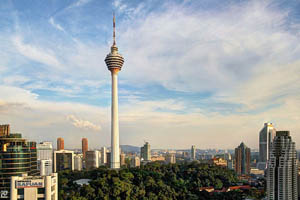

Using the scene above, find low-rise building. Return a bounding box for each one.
[10,173,58,200]
[151,155,165,162]
[165,153,176,164]
[130,156,140,167]
[120,153,126,166]
[210,157,227,167]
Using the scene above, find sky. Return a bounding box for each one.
[0,0,300,149]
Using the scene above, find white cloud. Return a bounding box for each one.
[49,17,65,32]
[67,114,101,131]
[119,0,300,97]
[74,0,91,7]
[12,36,61,68]
[113,0,127,12]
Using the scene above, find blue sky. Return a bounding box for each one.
[1,0,300,149]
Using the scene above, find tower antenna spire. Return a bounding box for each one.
[113,12,116,46]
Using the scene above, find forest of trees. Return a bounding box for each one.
[58,161,265,200]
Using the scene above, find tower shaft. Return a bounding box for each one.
[105,15,124,170]
[111,69,120,169]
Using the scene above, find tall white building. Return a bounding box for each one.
[101,147,107,165]
[37,142,53,160]
[105,15,124,169]
[258,123,276,170]
[191,145,196,160]
[37,142,53,176]
[39,160,52,176]
[74,154,83,171]
[267,131,298,199]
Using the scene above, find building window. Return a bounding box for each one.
[17,188,24,195]
[38,188,45,194]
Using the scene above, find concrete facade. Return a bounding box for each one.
[10,173,58,200]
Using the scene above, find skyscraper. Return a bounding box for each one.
[141,142,151,161]
[37,142,53,176]
[86,150,100,170]
[101,147,107,165]
[39,159,53,176]
[74,154,83,171]
[267,131,298,199]
[37,142,53,161]
[57,137,64,150]
[82,138,88,159]
[105,15,124,169]
[191,145,196,160]
[258,122,276,170]
[53,150,74,172]
[235,142,251,175]
[0,125,39,199]
[0,124,9,136]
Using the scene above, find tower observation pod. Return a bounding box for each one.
[104,14,124,169]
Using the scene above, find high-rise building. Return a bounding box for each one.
[106,152,111,168]
[191,145,196,160]
[105,15,124,169]
[10,173,58,200]
[141,142,151,161]
[37,142,53,161]
[53,150,74,172]
[82,138,88,159]
[258,123,276,170]
[74,154,83,171]
[235,142,251,175]
[130,156,140,168]
[57,138,64,150]
[39,160,53,176]
[85,150,99,170]
[298,173,300,200]
[120,153,126,166]
[227,159,234,170]
[37,142,53,176]
[267,131,298,199]
[0,124,10,137]
[0,126,39,199]
[165,153,176,164]
[101,147,107,165]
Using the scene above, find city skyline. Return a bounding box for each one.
[1,0,300,149]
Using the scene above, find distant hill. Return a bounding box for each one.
[121,145,140,153]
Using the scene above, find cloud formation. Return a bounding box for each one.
[67,115,101,131]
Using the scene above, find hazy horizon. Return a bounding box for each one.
[1,0,300,149]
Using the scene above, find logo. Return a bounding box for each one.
[0,190,8,199]
[16,180,44,188]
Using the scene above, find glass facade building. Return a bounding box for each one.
[267,131,298,199]
[0,131,39,199]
